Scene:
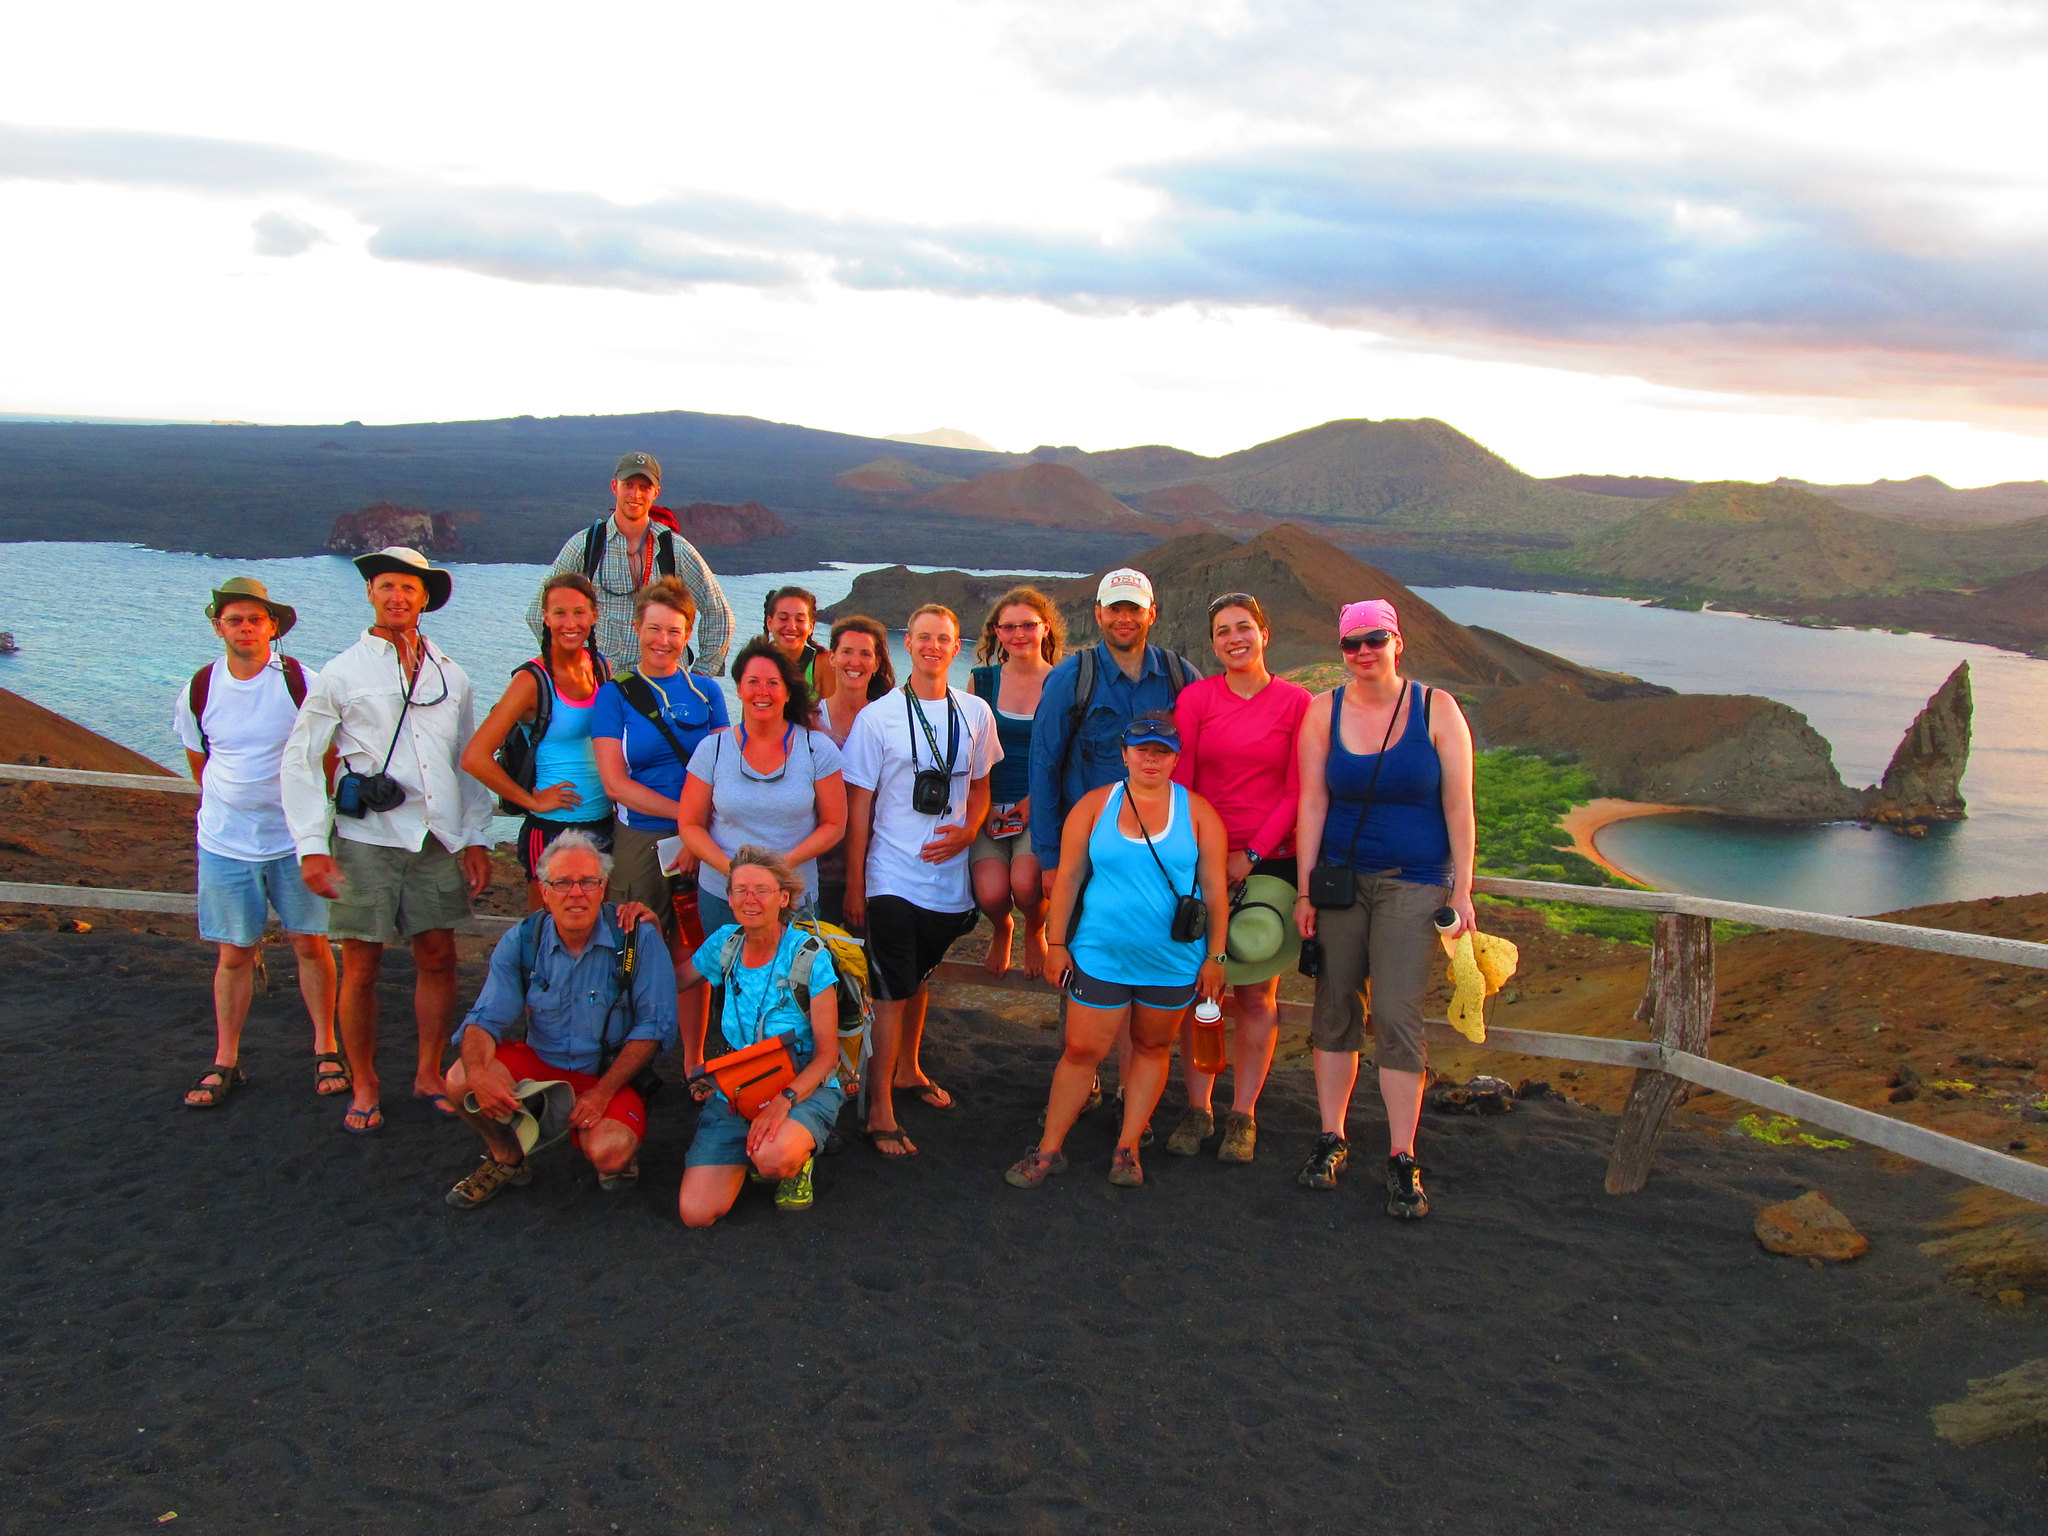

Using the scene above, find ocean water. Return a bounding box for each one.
[2,546,2043,916]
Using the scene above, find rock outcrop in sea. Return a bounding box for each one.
[1863,662,1972,833]
[325,502,461,554]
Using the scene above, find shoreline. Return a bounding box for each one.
[1560,797,1692,885]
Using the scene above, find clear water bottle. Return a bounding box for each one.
[1191,998,1227,1074]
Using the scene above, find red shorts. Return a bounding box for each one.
[489,1039,648,1148]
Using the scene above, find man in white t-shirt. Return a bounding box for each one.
[842,604,999,1157]
[173,577,341,1110]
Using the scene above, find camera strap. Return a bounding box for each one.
[370,640,439,777]
[1126,783,1188,901]
[902,684,959,778]
[1322,682,1403,876]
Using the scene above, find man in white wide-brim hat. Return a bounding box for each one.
[280,546,494,1134]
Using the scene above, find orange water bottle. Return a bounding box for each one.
[1191,998,1227,1074]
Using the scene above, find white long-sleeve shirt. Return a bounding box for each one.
[281,630,494,857]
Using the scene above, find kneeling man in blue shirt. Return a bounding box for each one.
[444,830,677,1207]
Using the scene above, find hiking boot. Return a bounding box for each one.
[444,1156,531,1209]
[1108,1147,1145,1188]
[1216,1111,1258,1164]
[1165,1106,1214,1157]
[1296,1133,1349,1191]
[1386,1152,1430,1219]
[776,1155,815,1211]
[1004,1148,1068,1189]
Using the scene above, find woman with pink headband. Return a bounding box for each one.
[1292,597,1476,1218]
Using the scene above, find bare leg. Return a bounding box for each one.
[444,1057,523,1163]
[866,996,911,1148]
[973,856,1014,977]
[1119,1003,1181,1152]
[208,942,258,1068]
[410,928,459,1099]
[337,938,384,1114]
[580,1120,642,1178]
[1228,978,1281,1116]
[1314,1048,1359,1138]
[677,929,709,1073]
[1039,1000,1120,1155]
[286,932,339,1056]
[1379,1066,1425,1156]
[1012,855,1049,978]
[679,1165,748,1227]
[894,988,933,1090]
[1180,1013,1217,1113]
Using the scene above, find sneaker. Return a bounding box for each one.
[1165,1106,1214,1157]
[444,1156,531,1209]
[775,1155,815,1211]
[1004,1148,1069,1188]
[599,1160,640,1193]
[1108,1147,1145,1188]
[1216,1111,1258,1164]
[1386,1152,1430,1219]
[1296,1133,1349,1190]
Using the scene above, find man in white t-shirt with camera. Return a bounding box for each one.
[173,577,341,1110]
[841,603,999,1159]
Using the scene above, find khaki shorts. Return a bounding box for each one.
[1308,872,1448,1073]
[329,834,471,944]
[609,820,679,947]
[970,825,1031,866]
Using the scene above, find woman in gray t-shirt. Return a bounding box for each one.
[679,639,848,931]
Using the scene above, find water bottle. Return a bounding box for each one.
[1433,906,1461,933]
[1191,998,1227,1074]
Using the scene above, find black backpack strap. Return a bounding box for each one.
[616,670,702,767]
[580,518,609,577]
[1056,648,1098,795]
[654,527,677,579]
[519,658,554,742]
[187,664,214,757]
[1160,647,1196,696]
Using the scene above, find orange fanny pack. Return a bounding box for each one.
[696,1035,797,1120]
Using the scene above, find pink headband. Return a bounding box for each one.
[1338,599,1400,639]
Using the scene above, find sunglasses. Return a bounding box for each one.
[1206,591,1260,619]
[1340,629,1395,653]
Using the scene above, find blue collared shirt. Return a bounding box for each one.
[460,912,678,1074]
[1027,642,1189,869]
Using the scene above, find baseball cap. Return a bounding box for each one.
[614,451,662,483]
[1123,713,1182,750]
[1096,568,1154,607]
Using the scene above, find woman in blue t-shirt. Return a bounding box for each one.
[969,587,1063,983]
[674,846,848,1224]
[592,576,728,1067]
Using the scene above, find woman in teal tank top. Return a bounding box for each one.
[1008,713,1230,1192]
[970,587,1063,982]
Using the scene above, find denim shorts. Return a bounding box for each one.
[197,849,330,946]
[685,1078,846,1168]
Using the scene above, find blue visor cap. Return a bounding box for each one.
[1123,715,1182,751]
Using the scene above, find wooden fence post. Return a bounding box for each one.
[1605,912,1715,1194]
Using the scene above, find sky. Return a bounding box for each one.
[3,0,2046,485]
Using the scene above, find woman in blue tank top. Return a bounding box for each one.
[461,572,615,909]
[1292,599,1477,1219]
[969,587,1064,982]
[1007,714,1230,1192]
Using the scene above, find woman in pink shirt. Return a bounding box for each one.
[1165,593,1312,1165]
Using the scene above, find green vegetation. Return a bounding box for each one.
[1473,747,1653,943]
[1731,1113,1853,1151]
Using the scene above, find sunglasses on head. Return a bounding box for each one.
[1340,629,1395,653]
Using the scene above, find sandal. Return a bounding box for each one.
[341,1103,384,1135]
[907,1080,954,1110]
[313,1053,352,1097]
[184,1064,244,1109]
[1004,1148,1068,1189]
[1108,1147,1145,1188]
[859,1124,918,1159]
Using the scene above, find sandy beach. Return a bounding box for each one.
[6,923,2046,1532]
[1560,797,1694,884]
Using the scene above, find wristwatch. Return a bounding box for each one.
[780,1087,799,1106]
[1207,952,1228,965]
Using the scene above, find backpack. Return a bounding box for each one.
[707,919,873,1091]
[1057,643,1198,790]
[492,653,614,817]
[580,517,678,583]
[509,907,660,1100]
[186,655,309,758]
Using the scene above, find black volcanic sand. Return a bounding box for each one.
[7,929,2047,1533]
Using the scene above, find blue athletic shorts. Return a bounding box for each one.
[685,1079,846,1168]
[197,849,329,946]
[1063,960,1197,1014]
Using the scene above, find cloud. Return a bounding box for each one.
[251,210,327,257]
[5,119,2048,427]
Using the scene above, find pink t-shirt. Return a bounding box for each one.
[1171,673,1312,860]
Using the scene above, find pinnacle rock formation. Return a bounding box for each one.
[1863,663,1972,832]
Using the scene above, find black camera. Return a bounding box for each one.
[911,767,952,817]
[335,770,406,818]
[1169,893,1207,945]
[1298,936,1324,979]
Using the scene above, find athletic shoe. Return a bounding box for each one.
[776,1156,815,1211]
[1108,1147,1145,1188]
[1004,1148,1069,1188]
[1386,1152,1430,1218]
[1296,1133,1349,1190]
[1165,1106,1214,1157]
[1216,1111,1258,1164]
[444,1156,531,1209]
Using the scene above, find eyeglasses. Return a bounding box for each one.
[994,621,1043,634]
[1339,629,1395,653]
[541,876,606,893]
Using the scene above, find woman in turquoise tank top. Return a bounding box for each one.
[969,587,1064,981]
[461,572,615,909]
[1292,599,1477,1220]
[1007,714,1230,1192]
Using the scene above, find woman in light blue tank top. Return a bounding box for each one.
[1008,713,1230,1192]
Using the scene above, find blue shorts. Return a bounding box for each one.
[685,1078,846,1168]
[1064,960,1197,1014]
[197,850,329,946]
